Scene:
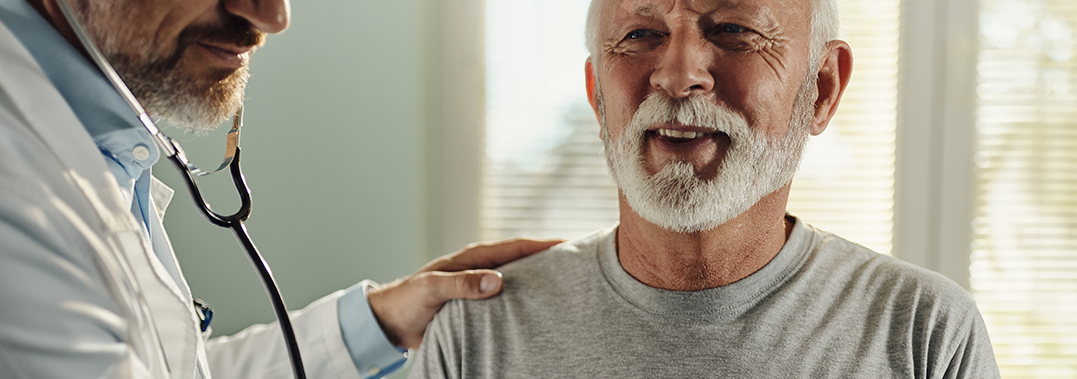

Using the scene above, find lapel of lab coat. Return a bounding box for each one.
[0,21,205,379]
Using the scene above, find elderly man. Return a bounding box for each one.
[0,0,561,378]
[409,0,1000,377]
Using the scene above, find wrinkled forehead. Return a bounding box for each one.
[597,0,811,33]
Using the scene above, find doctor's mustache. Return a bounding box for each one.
[156,13,266,70]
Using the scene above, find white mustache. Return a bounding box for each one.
[626,92,751,142]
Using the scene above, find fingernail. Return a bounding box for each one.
[480,274,498,293]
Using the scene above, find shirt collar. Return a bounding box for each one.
[0,0,158,182]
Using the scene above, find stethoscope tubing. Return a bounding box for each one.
[56,0,308,377]
[168,149,307,379]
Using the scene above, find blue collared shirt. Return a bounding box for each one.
[0,1,403,376]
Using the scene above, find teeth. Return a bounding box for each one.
[657,129,705,140]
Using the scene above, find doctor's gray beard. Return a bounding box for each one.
[599,80,814,233]
[75,0,255,132]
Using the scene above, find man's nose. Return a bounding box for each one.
[224,0,291,34]
[650,35,715,98]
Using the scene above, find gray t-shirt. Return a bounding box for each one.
[410,218,999,378]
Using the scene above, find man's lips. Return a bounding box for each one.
[641,125,730,176]
[647,123,719,143]
[656,128,710,140]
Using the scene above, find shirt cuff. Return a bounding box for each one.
[338,280,408,379]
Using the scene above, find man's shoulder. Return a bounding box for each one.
[486,226,609,285]
[801,222,978,313]
[767,222,999,378]
[447,226,615,312]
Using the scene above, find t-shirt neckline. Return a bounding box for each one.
[596,216,813,323]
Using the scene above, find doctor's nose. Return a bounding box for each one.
[224,0,291,34]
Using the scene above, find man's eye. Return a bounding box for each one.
[626,29,655,39]
[719,23,748,34]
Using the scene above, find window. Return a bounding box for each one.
[972,0,1077,375]
[482,0,612,240]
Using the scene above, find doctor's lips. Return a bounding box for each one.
[179,16,265,67]
[196,42,253,68]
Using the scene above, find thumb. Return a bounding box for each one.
[428,269,505,304]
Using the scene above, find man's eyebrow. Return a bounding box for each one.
[704,0,778,27]
[604,2,663,39]
[630,3,661,18]
[709,0,759,12]
[622,0,771,21]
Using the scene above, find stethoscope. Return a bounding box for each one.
[55,1,307,378]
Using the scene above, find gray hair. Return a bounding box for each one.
[585,0,840,73]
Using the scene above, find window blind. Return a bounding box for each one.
[482,0,614,240]
[481,0,898,258]
[973,0,1077,376]
[787,0,898,255]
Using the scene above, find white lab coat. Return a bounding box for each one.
[0,21,363,379]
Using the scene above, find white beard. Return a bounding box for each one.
[601,86,814,233]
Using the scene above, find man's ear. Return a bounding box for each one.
[585,59,601,125]
[810,40,853,136]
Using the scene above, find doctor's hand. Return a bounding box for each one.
[366,237,563,349]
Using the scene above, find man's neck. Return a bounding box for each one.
[616,186,794,291]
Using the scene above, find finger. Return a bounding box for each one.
[422,269,505,304]
[424,238,564,272]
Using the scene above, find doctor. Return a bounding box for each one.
[0,0,560,378]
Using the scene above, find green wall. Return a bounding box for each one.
[155,0,427,350]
